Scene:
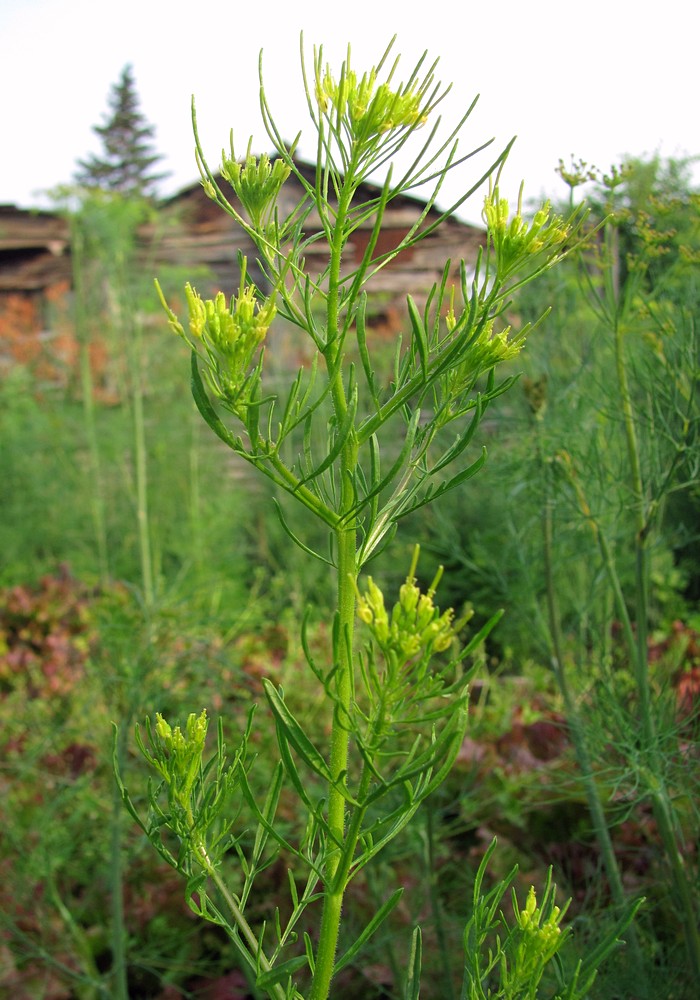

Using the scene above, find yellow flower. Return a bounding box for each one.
[356,546,468,664]
[316,62,427,140]
[483,187,570,279]
[221,144,291,230]
[183,276,276,359]
[184,283,207,338]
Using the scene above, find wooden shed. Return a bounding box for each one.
[0,161,486,377]
[153,162,486,322]
[0,206,72,374]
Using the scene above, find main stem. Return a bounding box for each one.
[109,258,155,607]
[309,179,359,1000]
[127,313,155,608]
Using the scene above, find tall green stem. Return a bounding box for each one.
[309,178,359,1000]
[610,282,652,733]
[111,260,155,607]
[72,220,110,586]
[206,864,286,1000]
[110,726,130,1000]
[129,320,155,607]
[540,454,646,979]
[543,484,627,907]
[608,231,700,975]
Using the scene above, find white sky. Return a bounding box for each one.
[1,0,698,225]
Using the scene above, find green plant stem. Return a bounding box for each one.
[109,255,155,606]
[611,301,653,733]
[72,220,110,586]
[177,787,284,1000]
[48,871,107,1000]
[541,475,647,981]
[570,216,700,978]
[544,507,625,910]
[568,464,700,964]
[128,317,155,607]
[206,863,285,1000]
[110,727,130,1000]
[309,177,359,1000]
[309,525,357,998]
[610,273,700,978]
[540,439,628,909]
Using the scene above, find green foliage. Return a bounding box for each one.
[417,153,700,991]
[0,353,256,599]
[12,35,695,1000]
[461,840,642,1000]
[0,570,293,997]
[75,64,168,199]
[116,35,612,1000]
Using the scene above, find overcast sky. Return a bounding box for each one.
[1,0,697,225]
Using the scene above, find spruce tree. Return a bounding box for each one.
[75,65,168,199]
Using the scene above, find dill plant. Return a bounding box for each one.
[457,156,700,994]
[551,159,700,983]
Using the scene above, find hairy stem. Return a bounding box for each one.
[308,173,359,1000]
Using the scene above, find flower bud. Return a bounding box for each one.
[357,547,464,669]
[399,579,420,615]
[185,283,207,339]
[155,713,172,743]
[316,60,427,141]
[221,145,291,230]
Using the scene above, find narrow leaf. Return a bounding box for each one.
[351,409,420,518]
[431,395,483,474]
[272,499,335,566]
[251,761,284,866]
[461,608,504,656]
[299,386,358,486]
[263,680,333,782]
[398,448,488,519]
[334,888,404,974]
[190,351,239,450]
[407,294,429,381]
[304,932,316,975]
[356,295,381,410]
[238,767,318,863]
[405,927,422,1000]
[256,954,309,990]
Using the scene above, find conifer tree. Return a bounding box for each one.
[75,65,168,199]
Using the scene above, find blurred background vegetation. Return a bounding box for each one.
[1,147,699,998]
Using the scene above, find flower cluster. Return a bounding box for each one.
[483,187,571,280]
[184,281,276,355]
[184,275,275,405]
[316,64,427,140]
[356,547,469,666]
[517,885,563,949]
[442,286,524,400]
[150,710,209,801]
[157,257,276,411]
[220,146,291,230]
